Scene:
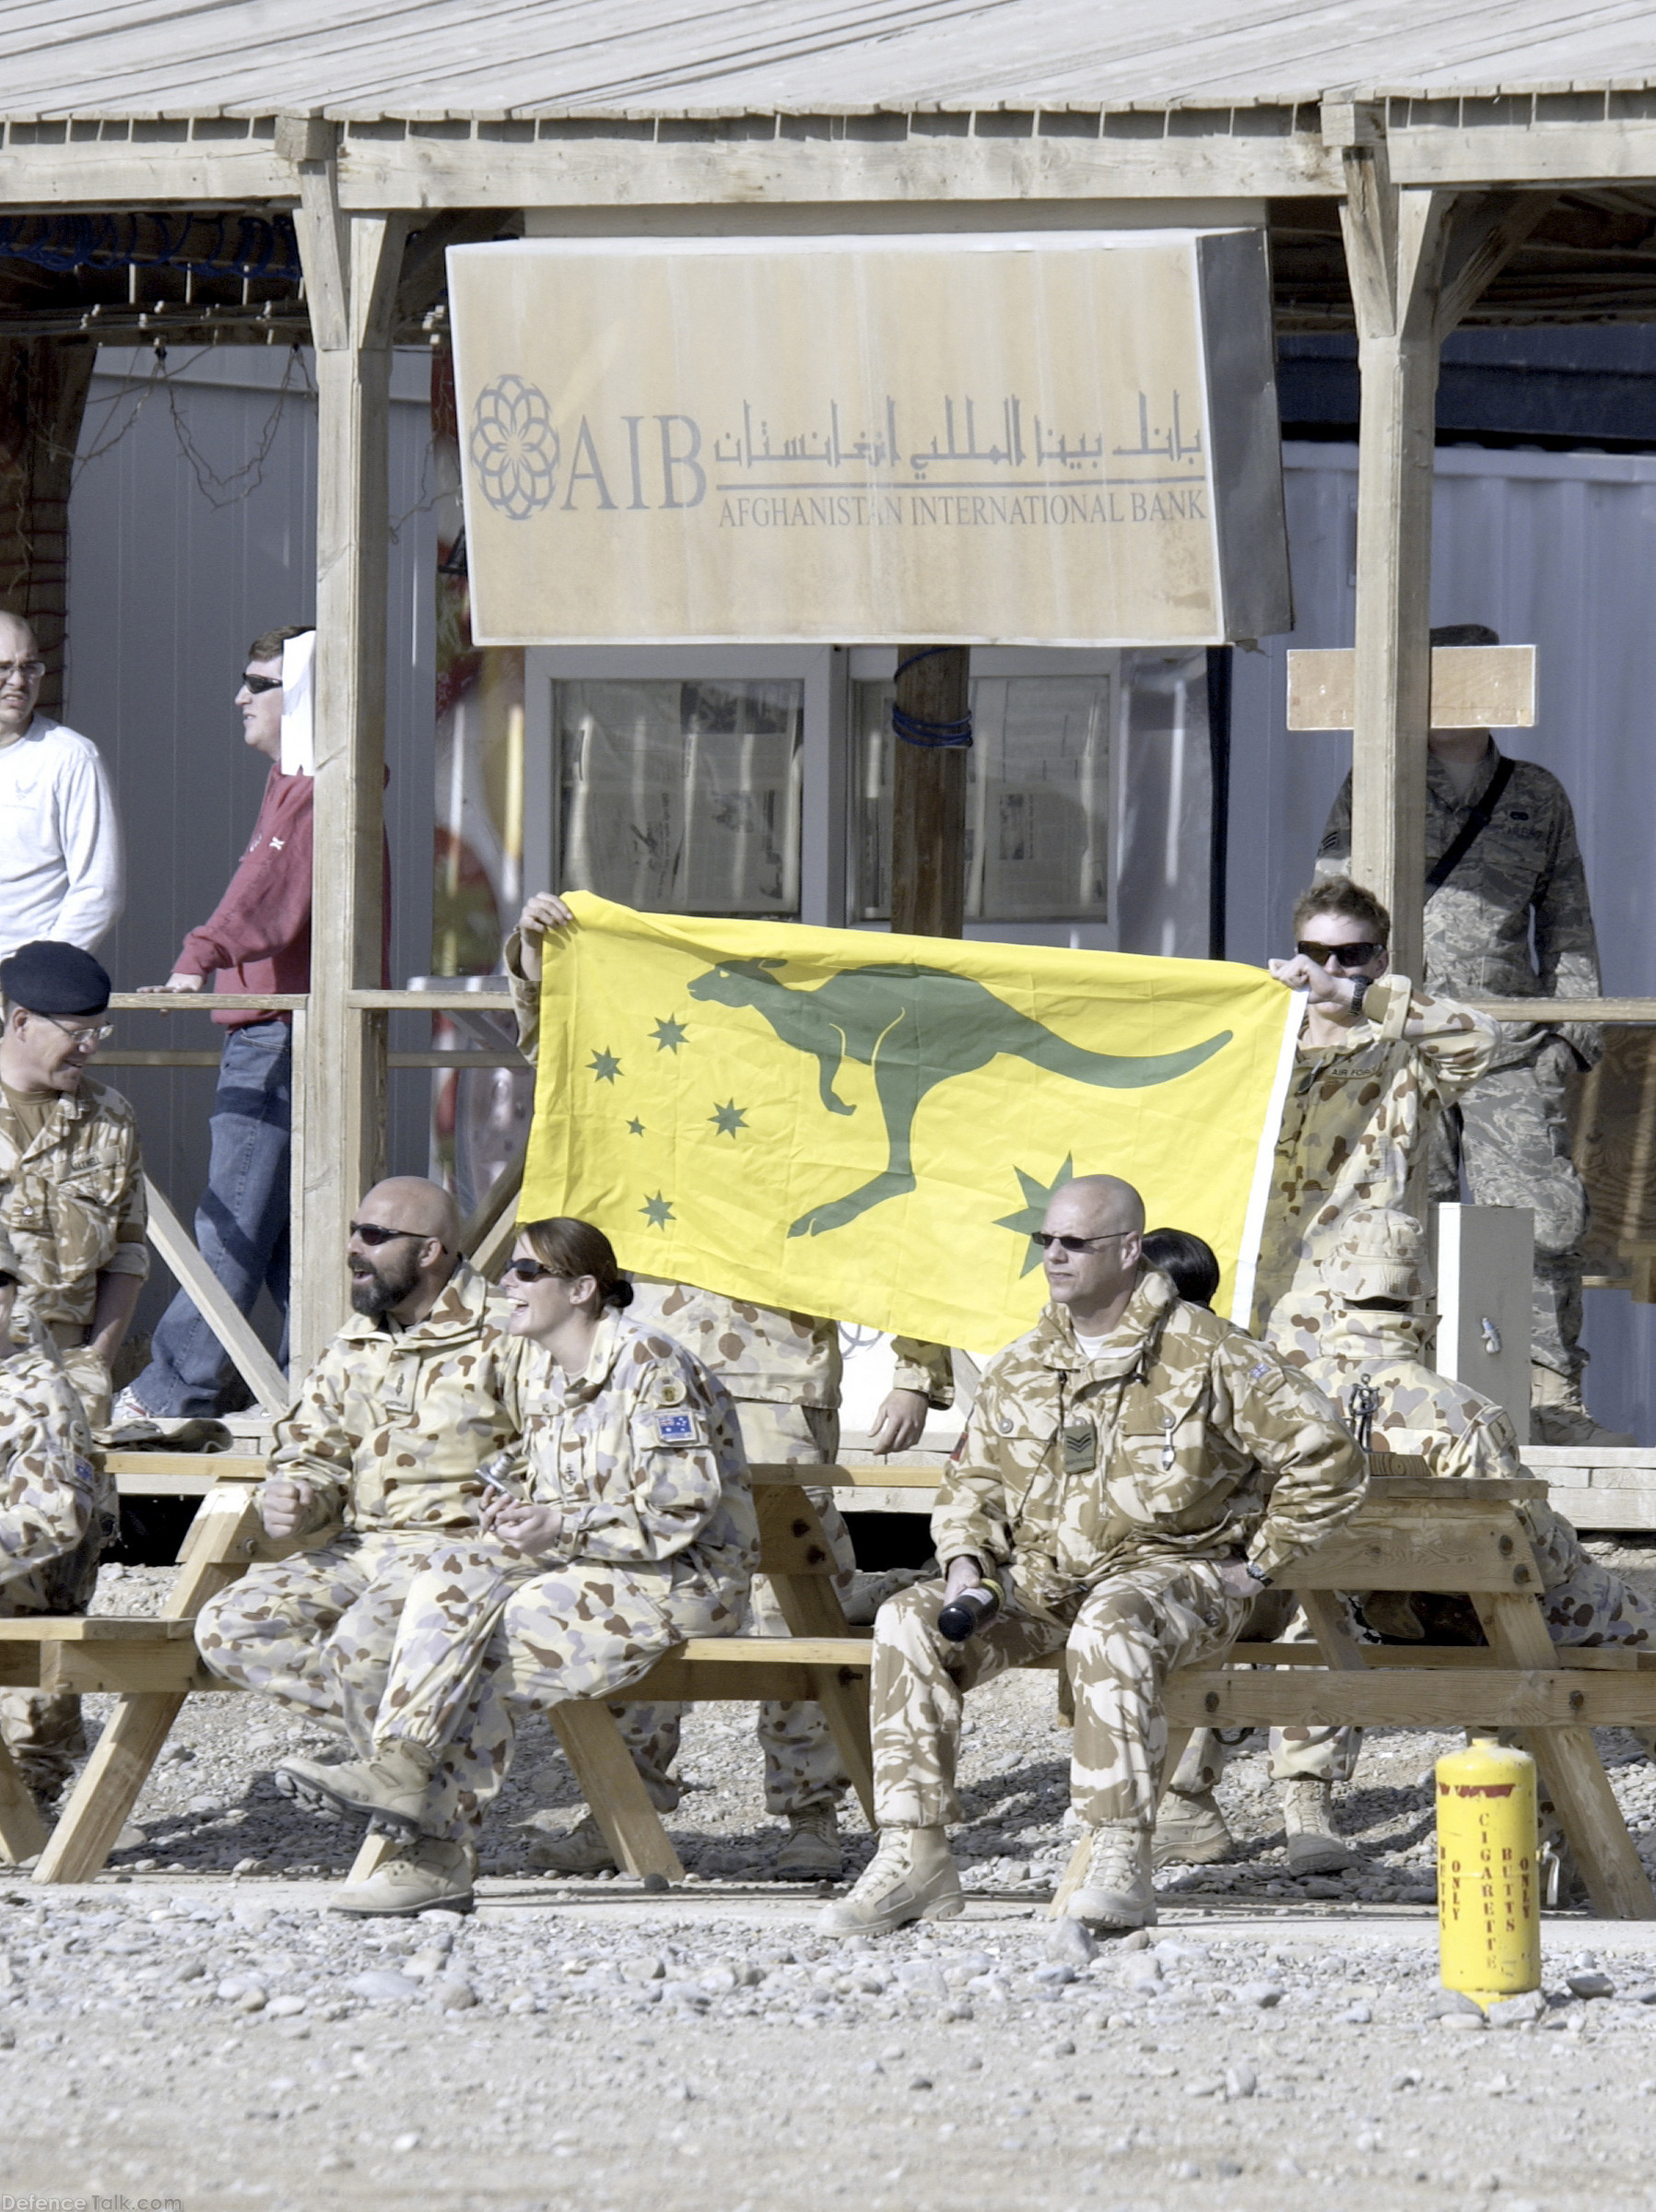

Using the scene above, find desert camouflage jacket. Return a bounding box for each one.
[1318,748,1602,1068]
[0,1077,148,1334]
[1275,1303,1591,1599]
[931,1269,1364,1610]
[268,1262,528,1537]
[1254,974,1498,1337]
[506,929,951,1410]
[0,1341,112,1615]
[502,1307,758,1589]
[1276,1307,1521,1480]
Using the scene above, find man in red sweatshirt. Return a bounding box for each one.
[115,624,317,1419]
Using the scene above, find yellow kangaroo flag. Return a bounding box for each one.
[523,893,1300,1354]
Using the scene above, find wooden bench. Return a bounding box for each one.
[0,1458,883,1888]
[10,1458,1656,1918]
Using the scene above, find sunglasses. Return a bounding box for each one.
[241,672,284,695]
[1030,1230,1135,1254]
[348,1222,433,1248]
[502,1259,566,1284]
[1296,940,1385,968]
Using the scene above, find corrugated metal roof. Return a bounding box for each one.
[5,0,1656,122]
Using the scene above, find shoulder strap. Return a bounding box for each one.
[1427,755,1517,891]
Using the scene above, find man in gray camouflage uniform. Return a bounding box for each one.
[822,1173,1365,1938]
[0,1219,110,1812]
[1158,1207,1656,1876]
[1316,622,1619,1444]
[195,1176,526,1914]
[508,894,949,1880]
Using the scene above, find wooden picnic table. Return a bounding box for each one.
[6,1455,1655,1918]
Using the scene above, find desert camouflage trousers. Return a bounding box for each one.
[0,1486,111,1798]
[1169,1507,1656,1795]
[872,1560,1251,1831]
[612,1403,856,1818]
[1427,1035,1589,1380]
[194,1530,499,1842]
[373,1538,746,1831]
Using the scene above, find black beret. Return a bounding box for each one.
[0,940,112,1017]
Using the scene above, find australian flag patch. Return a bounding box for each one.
[643,1406,706,1447]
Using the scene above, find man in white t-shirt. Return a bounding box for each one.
[0,613,123,957]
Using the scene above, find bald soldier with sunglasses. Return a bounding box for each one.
[195,1176,531,1914]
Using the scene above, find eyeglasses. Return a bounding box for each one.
[240,673,284,696]
[502,1258,567,1284]
[1030,1230,1135,1255]
[0,660,43,684]
[348,1222,434,1248]
[36,1015,112,1048]
[1297,940,1385,968]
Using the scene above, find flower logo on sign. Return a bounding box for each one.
[469,375,558,519]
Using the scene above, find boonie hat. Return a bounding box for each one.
[1321,1208,1432,1303]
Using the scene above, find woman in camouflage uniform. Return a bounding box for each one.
[277,1217,758,1892]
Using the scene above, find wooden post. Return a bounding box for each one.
[287,121,408,1369]
[890,646,969,938]
[1330,106,1556,980]
[1328,106,1453,985]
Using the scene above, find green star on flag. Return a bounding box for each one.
[640,1192,675,1230]
[710,1100,747,1138]
[652,1016,688,1053]
[627,1118,645,1136]
[589,1048,622,1084]
[995,1156,1075,1274]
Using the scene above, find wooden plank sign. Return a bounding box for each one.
[448,231,1291,648]
[1286,643,1536,730]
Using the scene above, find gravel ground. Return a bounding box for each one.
[5,1558,1656,2210]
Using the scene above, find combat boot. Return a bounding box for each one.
[527,1812,618,1875]
[773,1804,842,1880]
[1066,1821,1157,1931]
[275,1738,439,1836]
[1280,1779,1354,1875]
[1152,1786,1235,1867]
[328,1835,476,1917]
[817,1827,962,1935]
[1529,1363,1635,1448]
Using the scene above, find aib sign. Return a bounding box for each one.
[470,373,707,519]
[448,232,1288,647]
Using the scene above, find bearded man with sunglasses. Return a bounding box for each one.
[1255,877,1498,1353]
[195,1176,529,1913]
[824,1172,1364,1937]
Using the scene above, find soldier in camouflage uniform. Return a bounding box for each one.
[822,1173,1365,1938]
[276,1218,758,1912]
[1315,624,1617,1442]
[0,941,144,1794]
[0,941,147,1432]
[196,1177,528,1915]
[507,894,950,1880]
[1161,1208,1656,1876]
[0,1219,112,1807]
[1259,878,1498,1347]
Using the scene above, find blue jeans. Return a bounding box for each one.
[132,1018,291,1418]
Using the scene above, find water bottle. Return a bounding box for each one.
[938,1580,1003,1642]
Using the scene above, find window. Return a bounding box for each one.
[553,677,803,916]
[851,674,1111,922]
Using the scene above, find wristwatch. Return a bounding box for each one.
[1347,976,1370,1020]
[1244,1560,1272,1588]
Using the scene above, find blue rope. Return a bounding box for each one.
[891,647,973,748]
